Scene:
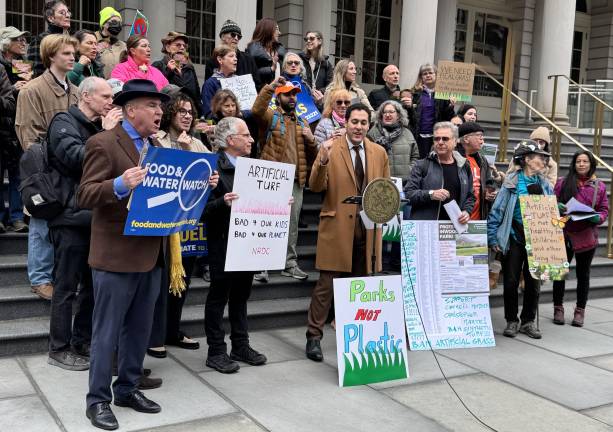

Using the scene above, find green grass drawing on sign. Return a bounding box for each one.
[456,246,488,256]
[343,348,407,386]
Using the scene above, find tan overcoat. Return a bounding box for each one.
[309,135,390,273]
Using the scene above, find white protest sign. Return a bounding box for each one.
[220,74,258,109]
[400,220,495,350]
[333,275,409,387]
[225,158,295,271]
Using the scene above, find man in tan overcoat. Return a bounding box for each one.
[305,103,390,362]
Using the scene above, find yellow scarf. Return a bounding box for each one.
[168,232,186,297]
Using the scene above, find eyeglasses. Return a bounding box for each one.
[231,133,251,139]
[229,32,242,40]
[335,100,351,106]
[56,9,71,17]
[382,110,397,115]
[286,60,300,66]
[172,42,187,49]
[433,136,451,142]
[177,108,193,118]
[304,36,318,42]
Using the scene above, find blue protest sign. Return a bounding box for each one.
[180,223,208,256]
[124,147,218,236]
[269,76,321,124]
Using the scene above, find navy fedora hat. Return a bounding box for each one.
[113,79,170,106]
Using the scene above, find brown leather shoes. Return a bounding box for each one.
[572,307,585,327]
[31,283,53,300]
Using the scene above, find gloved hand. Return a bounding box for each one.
[557,203,567,214]
[588,214,601,224]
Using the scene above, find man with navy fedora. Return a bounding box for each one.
[79,79,170,430]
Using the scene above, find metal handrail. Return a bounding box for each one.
[549,74,613,112]
[474,64,613,259]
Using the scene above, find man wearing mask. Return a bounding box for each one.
[204,19,260,89]
[252,76,318,282]
[95,7,125,79]
[28,0,71,78]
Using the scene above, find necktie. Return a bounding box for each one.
[353,145,365,194]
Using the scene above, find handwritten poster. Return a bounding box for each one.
[519,195,570,280]
[434,61,475,102]
[333,275,409,387]
[400,221,495,350]
[224,158,295,271]
[220,74,258,109]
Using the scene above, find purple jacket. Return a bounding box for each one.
[554,177,609,251]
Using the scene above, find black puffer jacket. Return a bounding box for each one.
[152,56,202,116]
[0,61,19,165]
[205,49,261,90]
[297,52,333,92]
[47,105,101,227]
[246,41,286,86]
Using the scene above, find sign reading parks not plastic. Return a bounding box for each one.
[224,158,295,271]
[434,61,475,102]
[333,275,409,387]
[519,195,570,281]
[124,147,217,236]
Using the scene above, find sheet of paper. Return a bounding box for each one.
[565,197,597,215]
[443,200,468,234]
[359,210,375,230]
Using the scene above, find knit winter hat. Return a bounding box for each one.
[99,7,121,28]
[529,126,550,145]
[219,20,242,38]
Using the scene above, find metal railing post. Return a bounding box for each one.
[594,102,604,157]
[609,172,613,259]
[550,75,559,122]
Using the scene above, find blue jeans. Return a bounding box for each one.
[0,160,23,224]
[27,217,54,286]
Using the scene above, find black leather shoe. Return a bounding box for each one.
[112,367,151,377]
[138,374,162,390]
[86,402,118,430]
[306,339,323,362]
[114,390,161,413]
[206,353,240,373]
[230,345,267,366]
[146,347,167,358]
[166,332,200,350]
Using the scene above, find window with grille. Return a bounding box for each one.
[6,0,101,36]
[185,0,216,65]
[334,0,356,61]
[360,0,390,85]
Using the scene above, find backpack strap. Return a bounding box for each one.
[591,179,601,208]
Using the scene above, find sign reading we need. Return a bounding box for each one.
[124,147,217,236]
[224,158,295,271]
[333,275,409,387]
[434,60,475,102]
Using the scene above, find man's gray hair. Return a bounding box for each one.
[214,117,241,149]
[375,100,408,128]
[0,38,11,53]
[78,77,107,98]
[433,121,458,139]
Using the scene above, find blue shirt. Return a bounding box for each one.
[113,120,150,199]
[225,152,237,167]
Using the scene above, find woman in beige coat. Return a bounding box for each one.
[506,126,558,186]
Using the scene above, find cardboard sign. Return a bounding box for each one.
[434,61,475,102]
[333,275,409,387]
[224,158,295,271]
[519,195,570,281]
[180,222,208,257]
[11,59,32,75]
[129,10,149,36]
[124,147,217,236]
[400,221,495,350]
[220,74,258,109]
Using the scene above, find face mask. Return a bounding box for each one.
[107,23,122,36]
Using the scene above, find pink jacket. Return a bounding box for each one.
[110,56,169,91]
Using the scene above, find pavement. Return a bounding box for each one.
[4,299,613,431]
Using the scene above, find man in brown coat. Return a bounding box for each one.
[252,76,318,281]
[15,33,78,301]
[79,79,170,431]
[305,103,390,362]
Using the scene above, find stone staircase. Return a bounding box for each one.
[1,123,612,357]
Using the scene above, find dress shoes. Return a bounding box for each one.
[86,402,118,430]
[146,347,167,358]
[138,375,163,390]
[306,339,323,362]
[166,332,200,350]
[114,390,161,413]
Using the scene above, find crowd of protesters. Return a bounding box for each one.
[0,1,609,430]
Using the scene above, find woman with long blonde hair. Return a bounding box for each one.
[323,59,373,113]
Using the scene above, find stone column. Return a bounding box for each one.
[215,0,257,51]
[534,0,575,123]
[0,0,6,28]
[434,0,457,63]
[399,0,438,88]
[303,0,333,56]
[144,0,175,58]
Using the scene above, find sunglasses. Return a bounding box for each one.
[286,60,300,66]
[433,136,451,142]
[229,32,242,40]
[335,100,351,106]
[304,36,318,42]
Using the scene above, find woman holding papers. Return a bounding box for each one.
[201,45,239,119]
[487,140,554,340]
[552,150,609,327]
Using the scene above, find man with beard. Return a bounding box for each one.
[252,76,318,282]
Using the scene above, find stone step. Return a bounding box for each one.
[0,233,28,255]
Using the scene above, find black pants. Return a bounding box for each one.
[87,268,161,407]
[416,135,433,159]
[48,226,93,353]
[553,241,595,308]
[502,237,540,323]
[204,271,253,356]
[148,260,169,348]
[166,256,196,343]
